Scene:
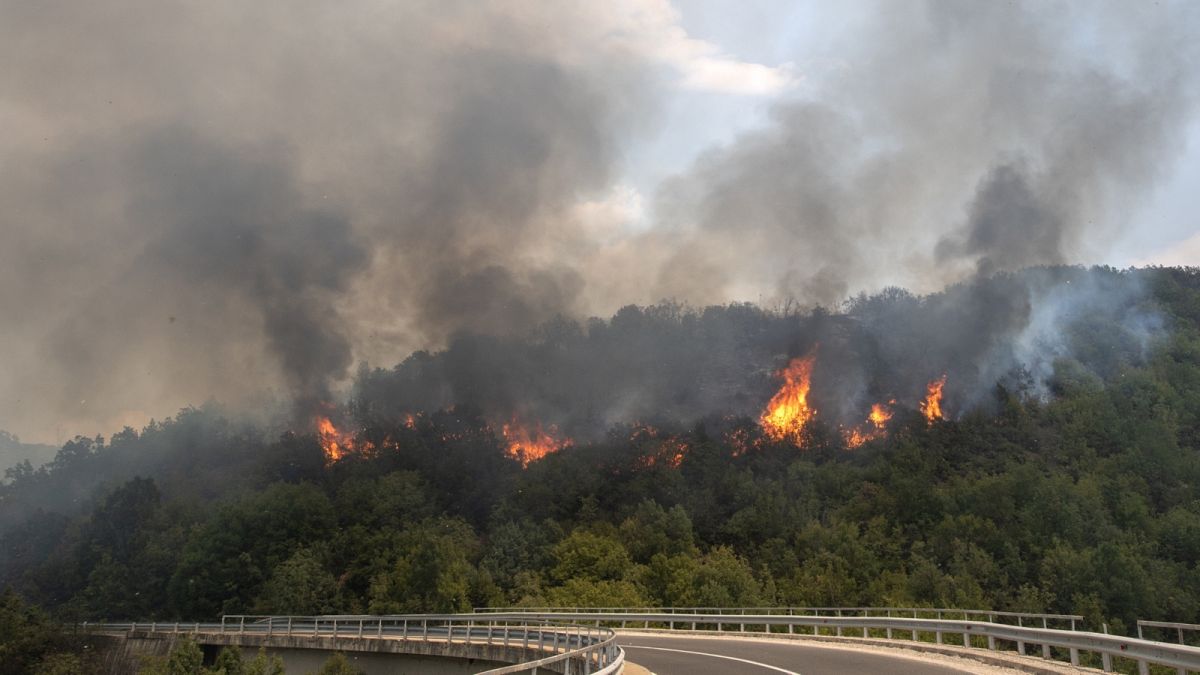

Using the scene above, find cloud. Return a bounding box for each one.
[589,0,797,95]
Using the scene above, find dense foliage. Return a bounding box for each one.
[3,266,1200,652]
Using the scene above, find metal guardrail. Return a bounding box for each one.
[477,609,1200,675]
[480,605,1082,628]
[86,614,623,675]
[1140,619,1200,647]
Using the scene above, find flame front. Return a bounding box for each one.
[629,423,689,468]
[502,419,570,467]
[845,402,894,448]
[760,352,816,444]
[316,415,353,463]
[921,375,947,423]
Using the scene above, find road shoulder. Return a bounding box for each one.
[618,630,1098,674]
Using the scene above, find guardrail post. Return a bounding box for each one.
[287,617,293,636]
[836,609,843,637]
[886,609,892,639]
[239,616,245,634]
[1041,617,1050,659]
[987,614,995,650]
[1016,616,1025,655]
[935,610,942,644]
[911,610,917,641]
[1137,660,1150,675]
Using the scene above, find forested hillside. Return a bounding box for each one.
[4,266,1200,641]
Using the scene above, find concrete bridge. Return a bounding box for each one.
[89,616,621,675]
[87,608,1200,674]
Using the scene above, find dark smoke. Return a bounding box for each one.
[131,129,367,411]
[936,163,1066,276]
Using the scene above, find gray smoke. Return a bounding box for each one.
[0,1,653,438]
[0,0,1197,441]
[649,1,1198,306]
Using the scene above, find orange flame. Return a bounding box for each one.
[502,419,571,467]
[921,375,947,423]
[844,401,894,448]
[629,424,689,468]
[760,352,816,444]
[315,415,354,463]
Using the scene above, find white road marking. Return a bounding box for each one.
[624,645,802,674]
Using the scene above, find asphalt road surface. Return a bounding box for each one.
[618,634,979,675]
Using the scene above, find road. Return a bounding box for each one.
[618,633,981,674]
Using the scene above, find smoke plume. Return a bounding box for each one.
[0,0,1196,441]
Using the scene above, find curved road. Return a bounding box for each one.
[618,634,980,675]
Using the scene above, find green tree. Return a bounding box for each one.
[367,519,478,613]
[33,653,85,675]
[244,648,285,675]
[212,647,243,675]
[550,530,632,583]
[168,483,337,616]
[0,588,71,675]
[312,652,361,675]
[618,501,697,563]
[255,548,340,615]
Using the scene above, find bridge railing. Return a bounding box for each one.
[1138,619,1200,648]
[478,606,1081,629]
[475,609,1200,675]
[87,615,624,675]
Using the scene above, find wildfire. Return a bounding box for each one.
[760,352,817,444]
[629,424,689,468]
[502,419,571,467]
[315,415,355,463]
[921,375,947,423]
[844,401,894,448]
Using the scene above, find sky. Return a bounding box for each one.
[1,0,1198,444]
